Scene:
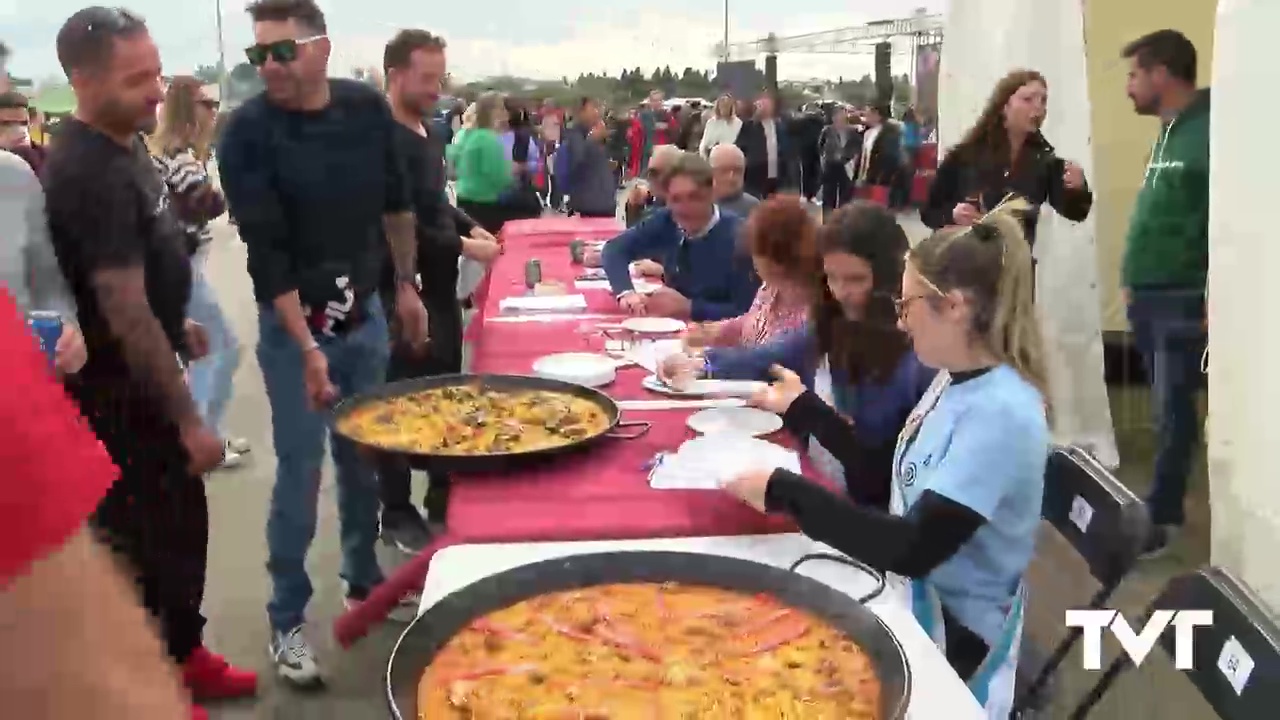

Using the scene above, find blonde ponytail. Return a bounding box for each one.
[906,194,1051,408]
[973,197,1050,403]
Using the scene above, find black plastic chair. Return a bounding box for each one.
[1013,445,1151,713]
[1070,566,1280,719]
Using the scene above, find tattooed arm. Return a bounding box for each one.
[383,210,417,285]
[93,267,199,425]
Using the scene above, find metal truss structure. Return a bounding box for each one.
[716,11,945,59]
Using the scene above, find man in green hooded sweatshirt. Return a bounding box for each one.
[1120,29,1208,559]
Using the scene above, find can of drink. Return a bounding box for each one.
[26,310,63,368]
[524,259,543,289]
[569,239,586,264]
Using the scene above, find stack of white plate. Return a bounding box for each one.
[531,352,621,387]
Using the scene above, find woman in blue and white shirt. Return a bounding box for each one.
[725,201,1049,718]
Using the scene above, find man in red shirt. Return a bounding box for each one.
[0,288,194,718]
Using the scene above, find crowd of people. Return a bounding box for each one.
[0,0,1207,716]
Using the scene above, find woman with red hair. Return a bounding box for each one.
[660,194,816,376]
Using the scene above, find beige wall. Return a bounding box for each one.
[1083,0,1217,332]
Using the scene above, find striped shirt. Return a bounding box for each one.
[151,148,214,253]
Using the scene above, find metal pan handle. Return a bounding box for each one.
[607,420,651,439]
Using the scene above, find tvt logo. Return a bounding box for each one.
[1065,609,1213,670]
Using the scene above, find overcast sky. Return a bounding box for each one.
[1,0,945,82]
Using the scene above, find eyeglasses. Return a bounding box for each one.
[244,35,326,67]
[892,294,929,318]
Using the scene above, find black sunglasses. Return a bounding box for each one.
[244,35,325,67]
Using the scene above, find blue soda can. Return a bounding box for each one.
[26,310,63,368]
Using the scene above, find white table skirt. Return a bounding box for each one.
[420,532,984,719]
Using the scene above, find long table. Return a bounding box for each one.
[334,216,800,644]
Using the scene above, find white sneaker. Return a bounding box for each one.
[226,437,251,454]
[269,625,323,686]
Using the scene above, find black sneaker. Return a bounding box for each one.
[1139,524,1179,560]
[379,505,433,554]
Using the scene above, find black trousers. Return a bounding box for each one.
[457,200,508,236]
[821,161,852,214]
[83,391,208,663]
[377,296,462,519]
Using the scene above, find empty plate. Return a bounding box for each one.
[532,352,619,387]
[687,407,783,437]
[622,317,687,334]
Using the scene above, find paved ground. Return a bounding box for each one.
[197,209,1208,719]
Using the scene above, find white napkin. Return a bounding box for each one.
[498,294,588,313]
[574,279,613,290]
[486,312,615,324]
[649,435,801,490]
[617,398,746,411]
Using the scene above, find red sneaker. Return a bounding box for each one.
[183,646,258,700]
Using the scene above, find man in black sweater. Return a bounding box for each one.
[217,0,428,686]
[378,29,500,552]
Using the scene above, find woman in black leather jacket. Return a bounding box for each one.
[922,69,1092,244]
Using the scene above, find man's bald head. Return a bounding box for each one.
[708,144,746,200]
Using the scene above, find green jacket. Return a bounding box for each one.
[449,127,510,203]
[1122,89,1210,289]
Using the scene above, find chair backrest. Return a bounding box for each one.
[1015,445,1152,713]
[1041,446,1150,589]
[1153,566,1280,716]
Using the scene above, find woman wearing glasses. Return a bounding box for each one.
[149,77,249,470]
[723,203,1050,718]
[662,202,934,503]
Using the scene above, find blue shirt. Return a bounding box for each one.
[897,365,1048,645]
[601,207,759,321]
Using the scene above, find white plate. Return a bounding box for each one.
[621,317,687,334]
[641,374,766,397]
[686,407,783,437]
[531,352,618,387]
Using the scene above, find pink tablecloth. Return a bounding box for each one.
[334,216,802,646]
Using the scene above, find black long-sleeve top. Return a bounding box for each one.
[217,80,410,305]
[763,369,996,677]
[920,132,1092,244]
[763,370,996,579]
[382,121,478,306]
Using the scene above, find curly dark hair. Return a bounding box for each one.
[813,201,912,384]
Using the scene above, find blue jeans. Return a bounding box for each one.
[186,247,241,436]
[1126,287,1206,526]
[258,296,389,632]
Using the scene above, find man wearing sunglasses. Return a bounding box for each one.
[217,0,428,687]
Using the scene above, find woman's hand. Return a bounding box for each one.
[1062,161,1086,190]
[952,202,981,226]
[722,468,773,512]
[748,364,806,415]
[680,322,719,349]
[657,352,702,390]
